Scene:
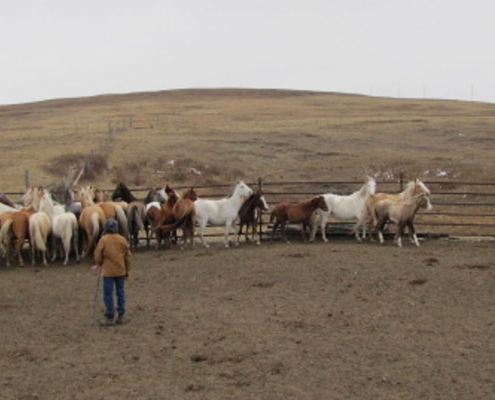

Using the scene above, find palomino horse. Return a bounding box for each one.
[158,188,198,248]
[270,195,328,242]
[351,178,431,239]
[38,188,80,266]
[0,207,36,267]
[374,192,432,247]
[195,181,253,248]
[237,190,269,245]
[111,182,167,249]
[76,187,106,258]
[310,176,376,242]
[28,208,51,266]
[80,186,129,241]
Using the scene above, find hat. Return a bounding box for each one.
[103,218,119,234]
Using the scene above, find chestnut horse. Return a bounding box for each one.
[152,191,179,249]
[374,192,432,247]
[237,190,269,245]
[158,188,198,248]
[0,207,36,267]
[270,195,328,242]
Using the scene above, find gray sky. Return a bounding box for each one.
[1,0,494,105]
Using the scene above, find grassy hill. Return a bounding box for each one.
[1,88,494,193]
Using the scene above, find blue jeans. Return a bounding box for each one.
[103,276,126,318]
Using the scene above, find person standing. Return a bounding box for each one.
[94,218,132,326]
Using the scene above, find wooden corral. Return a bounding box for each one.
[5,177,495,246]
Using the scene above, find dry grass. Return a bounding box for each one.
[1,88,495,194]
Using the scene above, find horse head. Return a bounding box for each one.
[414,178,431,196]
[234,180,253,199]
[111,182,129,202]
[182,188,198,201]
[366,176,377,196]
[313,195,329,212]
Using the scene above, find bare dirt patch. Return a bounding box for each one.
[1,238,494,399]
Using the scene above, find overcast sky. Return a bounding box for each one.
[1,0,494,106]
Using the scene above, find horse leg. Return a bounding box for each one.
[281,221,289,243]
[197,222,210,248]
[376,217,387,245]
[313,209,328,242]
[73,227,81,264]
[237,223,244,245]
[406,220,420,247]
[224,221,234,248]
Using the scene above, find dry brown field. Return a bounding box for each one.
[1,90,495,400]
[1,88,495,193]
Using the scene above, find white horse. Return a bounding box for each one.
[195,180,253,248]
[310,176,376,242]
[39,189,81,266]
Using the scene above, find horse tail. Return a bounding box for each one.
[88,212,102,252]
[0,218,14,254]
[130,204,145,231]
[158,213,190,233]
[115,205,130,240]
[30,217,47,252]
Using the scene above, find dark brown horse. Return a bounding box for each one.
[237,190,269,245]
[158,188,198,248]
[270,196,328,242]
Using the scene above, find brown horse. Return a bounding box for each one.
[0,207,36,267]
[152,191,179,249]
[76,187,106,258]
[270,196,328,242]
[374,192,432,247]
[158,188,198,248]
[237,190,269,245]
[111,182,164,249]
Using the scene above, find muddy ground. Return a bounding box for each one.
[1,236,494,400]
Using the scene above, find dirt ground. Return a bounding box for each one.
[1,236,494,400]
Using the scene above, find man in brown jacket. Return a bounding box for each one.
[94,218,132,326]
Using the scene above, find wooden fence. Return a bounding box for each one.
[5,177,495,242]
[107,177,495,240]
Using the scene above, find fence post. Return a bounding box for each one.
[399,172,404,192]
[258,177,263,243]
[24,170,29,189]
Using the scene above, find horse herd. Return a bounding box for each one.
[0,177,432,268]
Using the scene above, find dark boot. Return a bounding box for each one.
[115,314,128,325]
[99,315,114,327]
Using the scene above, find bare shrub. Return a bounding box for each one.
[43,153,108,181]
